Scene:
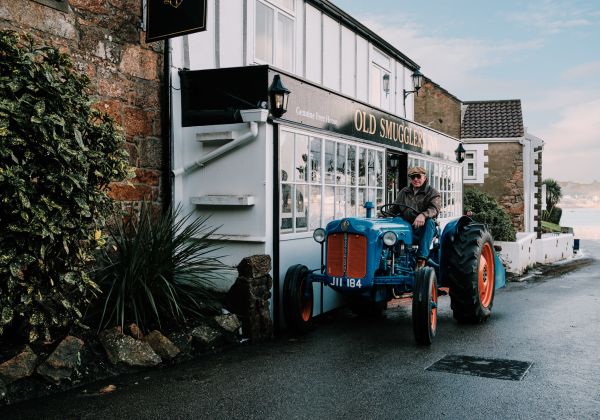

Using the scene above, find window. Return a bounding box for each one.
[280,128,385,234]
[408,156,463,220]
[464,152,476,180]
[255,0,294,71]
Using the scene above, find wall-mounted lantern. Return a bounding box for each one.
[455,143,466,163]
[269,75,290,118]
[403,69,424,112]
[382,73,390,97]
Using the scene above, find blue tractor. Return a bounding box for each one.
[283,202,506,345]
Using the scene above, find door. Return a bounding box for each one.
[386,151,407,204]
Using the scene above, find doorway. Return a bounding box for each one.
[386,151,407,204]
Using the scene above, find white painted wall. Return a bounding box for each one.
[304,3,322,83]
[340,26,356,97]
[496,232,574,274]
[322,14,341,91]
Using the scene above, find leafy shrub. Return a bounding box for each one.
[96,204,230,333]
[463,189,516,242]
[0,31,131,342]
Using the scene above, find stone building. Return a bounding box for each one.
[413,76,461,139]
[0,0,166,207]
[461,100,544,233]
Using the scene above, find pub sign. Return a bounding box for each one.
[146,0,207,43]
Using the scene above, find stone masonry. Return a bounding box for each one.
[0,0,165,206]
[465,142,525,232]
[414,77,462,139]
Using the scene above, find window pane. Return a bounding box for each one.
[280,131,294,182]
[376,189,384,209]
[347,145,356,186]
[324,140,335,184]
[358,188,367,215]
[296,185,307,231]
[376,151,383,187]
[310,137,321,183]
[358,148,366,186]
[324,186,335,224]
[309,185,321,229]
[271,0,294,12]
[367,149,376,186]
[281,183,292,230]
[346,187,356,216]
[370,65,381,107]
[256,2,273,63]
[335,186,346,219]
[276,14,294,71]
[294,134,308,181]
[336,143,346,185]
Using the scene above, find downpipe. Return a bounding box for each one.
[172,121,259,177]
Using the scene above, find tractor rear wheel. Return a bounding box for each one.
[446,223,495,323]
[412,267,437,345]
[283,264,314,333]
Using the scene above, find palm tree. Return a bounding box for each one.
[543,178,562,217]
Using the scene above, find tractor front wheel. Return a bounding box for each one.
[283,264,314,333]
[412,267,438,345]
[447,223,495,323]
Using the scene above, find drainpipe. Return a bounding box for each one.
[162,39,173,210]
[172,121,259,177]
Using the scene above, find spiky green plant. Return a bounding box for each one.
[96,204,231,332]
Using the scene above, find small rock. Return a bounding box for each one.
[213,314,241,334]
[36,335,84,383]
[99,384,117,394]
[190,325,222,348]
[126,323,144,339]
[168,332,193,355]
[0,345,38,384]
[143,331,180,360]
[237,255,271,278]
[99,329,161,367]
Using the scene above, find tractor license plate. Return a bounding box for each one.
[330,277,362,288]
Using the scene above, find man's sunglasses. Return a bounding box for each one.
[409,174,423,180]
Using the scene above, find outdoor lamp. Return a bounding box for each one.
[269,74,290,118]
[403,69,424,108]
[383,73,390,97]
[455,142,466,163]
[388,155,399,169]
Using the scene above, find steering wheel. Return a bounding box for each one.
[378,203,419,218]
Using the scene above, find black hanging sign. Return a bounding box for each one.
[146,0,207,43]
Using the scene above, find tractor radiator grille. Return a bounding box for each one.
[326,233,367,278]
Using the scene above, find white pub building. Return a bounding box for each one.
[167,0,464,327]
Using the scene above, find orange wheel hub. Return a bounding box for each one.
[478,243,495,308]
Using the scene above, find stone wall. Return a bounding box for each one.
[465,142,525,232]
[414,77,462,138]
[0,0,165,206]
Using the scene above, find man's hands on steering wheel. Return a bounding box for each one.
[378,203,419,218]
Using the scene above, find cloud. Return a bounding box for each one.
[561,61,600,80]
[507,0,598,34]
[359,15,542,98]
[540,99,600,181]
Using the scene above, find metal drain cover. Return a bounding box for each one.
[427,355,532,381]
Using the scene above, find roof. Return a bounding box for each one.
[461,100,524,139]
[306,0,419,71]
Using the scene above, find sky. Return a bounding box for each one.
[333,0,600,183]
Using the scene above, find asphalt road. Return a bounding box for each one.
[3,241,600,420]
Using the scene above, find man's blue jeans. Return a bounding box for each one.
[413,218,436,260]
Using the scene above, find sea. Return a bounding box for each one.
[560,207,600,240]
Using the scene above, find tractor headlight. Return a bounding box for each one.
[383,231,397,246]
[313,228,326,243]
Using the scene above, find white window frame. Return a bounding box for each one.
[279,126,385,238]
[254,0,296,72]
[464,151,477,180]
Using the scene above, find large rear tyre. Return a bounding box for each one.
[412,267,438,345]
[283,264,314,333]
[447,223,495,323]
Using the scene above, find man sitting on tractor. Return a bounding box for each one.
[394,166,441,269]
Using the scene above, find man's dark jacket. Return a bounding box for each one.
[393,181,441,223]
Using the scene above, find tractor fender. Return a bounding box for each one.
[438,216,506,289]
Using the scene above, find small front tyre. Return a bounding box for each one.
[412,267,438,345]
[283,264,314,333]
